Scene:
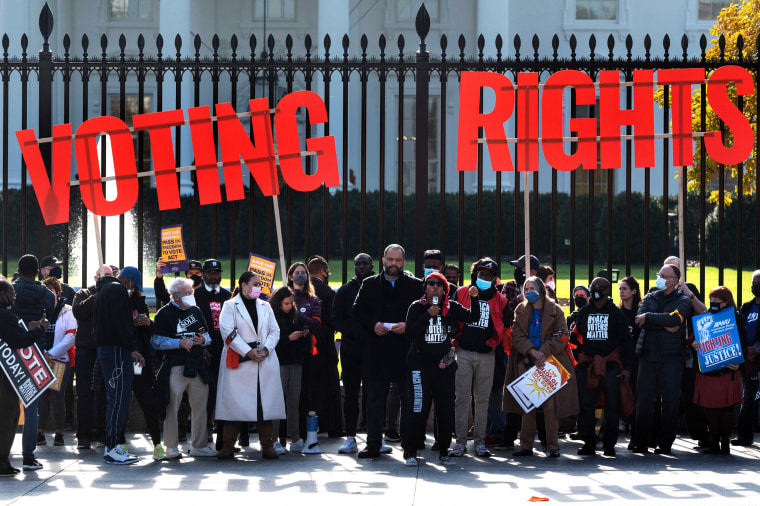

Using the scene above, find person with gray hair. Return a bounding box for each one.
[152,277,216,459]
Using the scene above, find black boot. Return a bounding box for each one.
[719,409,734,455]
[702,409,721,454]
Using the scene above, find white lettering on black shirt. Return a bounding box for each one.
[425,316,447,343]
[587,314,609,341]
[466,300,490,329]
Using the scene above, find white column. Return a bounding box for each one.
[159,0,194,194]
[317,0,349,191]
[476,0,510,191]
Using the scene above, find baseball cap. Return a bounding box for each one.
[187,260,203,272]
[509,255,540,272]
[40,255,63,269]
[120,266,143,293]
[202,259,223,272]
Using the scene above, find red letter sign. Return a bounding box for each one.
[517,72,539,172]
[16,124,73,224]
[705,65,755,165]
[657,68,704,167]
[74,116,138,217]
[541,70,597,171]
[275,90,340,191]
[456,71,515,172]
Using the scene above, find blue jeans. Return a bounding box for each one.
[21,399,38,460]
[97,346,134,450]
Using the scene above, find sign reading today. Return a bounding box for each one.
[0,338,56,408]
[160,225,190,274]
[693,306,744,373]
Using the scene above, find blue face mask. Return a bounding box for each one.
[655,276,667,291]
[476,278,492,291]
[525,291,540,304]
[424,268,439,278]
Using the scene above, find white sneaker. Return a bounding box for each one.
[188,445,217,457]
[289,439,305,453]
[165,447,181,459]
[339,436,358,454]
[405,456,418,466]
[380,441,393,454]
[119,444,138,458]
[439,455,456,466]
[103,446,138,465]
[273,441,287,455]
[448,443,465,457]
[475,445,492,457]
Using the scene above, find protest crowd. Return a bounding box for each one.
[1,246,758,474]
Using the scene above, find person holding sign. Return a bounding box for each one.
[504,276,578,458]
[571,277,634,457]
[693,287,747,455]
[0,279,49,476]
[404,273,480,466]
[631,264,692,455]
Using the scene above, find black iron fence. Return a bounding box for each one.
[1,4,758,306]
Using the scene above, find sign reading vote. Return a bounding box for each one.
[693,307,744,373]
[161,225,190,273]
[247,253,278,297]
[0,336,56,408]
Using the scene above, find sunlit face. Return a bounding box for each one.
[524,280,539,295]
[425,278,446,301]
[383,248,405,277]
[280,296,294,313]
[619,281,635,301]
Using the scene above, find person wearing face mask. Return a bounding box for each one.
[449,258,508,458]
[152,277,215,460]
[154,258,203,309]
[0,279,50,476]
[72,265,113,450]
[92,269,146,464]
[215,272,285,460]
[571,277,634,457]
[505,276,578,458]
[332,253,375,453]
[734,269,760,447]
[193,259,232,446]
[286,262,322,449]
[404,272,481,466]
[567,285,591,335]
[307,256,343,437]
[39,255,76,305]
[692,287,747,455]
[630,264,693,455]
[423,250,457,300]
[502,255,539,313]
[537,266,557,303]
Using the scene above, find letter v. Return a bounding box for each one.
[16,124,72,225]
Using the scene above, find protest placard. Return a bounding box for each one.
[47,359,69,393]
[161,225,190,274]
[0,339,56,408]
[693,307,744,373]
[506,355,572,413]
[247,253,278,296]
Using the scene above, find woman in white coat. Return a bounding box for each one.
[216,271,286,459]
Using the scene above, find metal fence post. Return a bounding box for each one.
[414,4,430,277]
[38,2,54,255]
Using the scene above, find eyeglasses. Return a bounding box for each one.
[657,273,675,279]
[427,281,445,287]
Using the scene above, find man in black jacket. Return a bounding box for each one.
[0,279,49,476]
[352,244,423,459]
[154,258,203,309]
[573,277,634,457]
[93,273,145,464]
[193,259,231,444]
[735,269,760,446]
[632,264,692,454]
[333,253,374,453]
[72,265,112,450]
[307,255,342,436]
[13,254,55,471]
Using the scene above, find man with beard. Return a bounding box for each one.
[353,244,423,459]
[332,253,374,453]
[307,256,343,436]
[193,259,232,445]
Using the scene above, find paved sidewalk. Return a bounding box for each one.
[3,432,760,505]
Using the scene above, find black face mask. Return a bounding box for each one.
[752,285,760,298]
[591,289,605,301]
[514,267,526,286]
[574,296,588,308]
[190,274,203,287]
[710,301,722,313]
[49,267,63,279]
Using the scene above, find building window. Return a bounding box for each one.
[698,0,732,20]
[396,0,439,23]
[573,103,612,195]
[575,0,617,20]
[253,0,296,21]
[110,95,153,172]
[107,0,151,20]
[400,96,439,195]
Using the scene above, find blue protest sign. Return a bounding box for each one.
[693,307,744,373]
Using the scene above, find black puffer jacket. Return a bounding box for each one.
[92,276,136,351]
[332,274,371,358]
[12,277,55,325]
[637,288,693,362]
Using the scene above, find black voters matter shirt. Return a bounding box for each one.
[405,296,481,364]
[573,298,635,372]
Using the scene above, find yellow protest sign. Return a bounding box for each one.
[161,225,190,273]
[247,253,278,296]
